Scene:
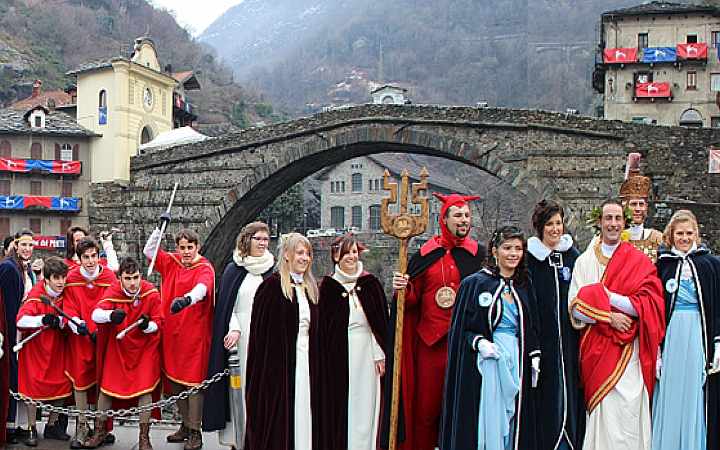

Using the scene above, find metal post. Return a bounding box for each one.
[227,350,244,450]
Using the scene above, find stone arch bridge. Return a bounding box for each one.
[89,104,720,269]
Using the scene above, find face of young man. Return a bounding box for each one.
[626,197,648,226]
[600,203,625,246]
[80,248,99,272]
[16,238,34,262]
[444,205,471,238]
[120,271,142,295]
[46,274,66,293]
[177,238,199,266]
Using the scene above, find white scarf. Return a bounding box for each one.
[233,249,274,276]
[527,235,573,261]
[80,265,100,281]
[672,243,698,280]
[332,262,364,286]
[45,283,61,299]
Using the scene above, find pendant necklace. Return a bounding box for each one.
[435,256,456,309]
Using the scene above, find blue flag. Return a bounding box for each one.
[641,47,676,63]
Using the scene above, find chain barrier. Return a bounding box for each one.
[9,370,229,418]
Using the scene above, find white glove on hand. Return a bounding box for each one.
[0,332,3,359]
[656,351,663,379]
[713,343,720,373]
[68,318,86,335]
[143,228,163,259]
[476,339,500,359]
[531,357,540,388]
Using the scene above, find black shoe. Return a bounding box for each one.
[23,426,38,447]
[43,422,71,441]
[7,427,19,445]
[104,432,115,445]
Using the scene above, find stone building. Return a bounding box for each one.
[371,85,409,104]
[594,2,720,127]
[0,106,97,241]
[316,154,479,238]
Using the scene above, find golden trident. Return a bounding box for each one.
[381,167,429,450]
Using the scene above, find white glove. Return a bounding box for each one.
[656,351,663,379]
[0,332,3,359]
[67,317,86,335]
[143,228,163,260]
[531,357,540,388]
[713,343,720,372]
[476,338,500,359]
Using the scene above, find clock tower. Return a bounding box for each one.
[69,37,177,183]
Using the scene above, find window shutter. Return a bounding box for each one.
[55,143,61,160]
[73,144,79,161]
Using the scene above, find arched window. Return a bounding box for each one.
[98,90,107,108]
[679,108,703,128]
[382,95,395,104]
[140,126,153,145]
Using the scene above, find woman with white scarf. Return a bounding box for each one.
[202,222,274,446]
[318,234,389,450]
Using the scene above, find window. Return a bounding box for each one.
[368,180,373,191]
[98,90,107,108]
[330,206,345,229]
[635,72,653,84]
[687,34,698,44]
[351,206,362,228]
[679,108,704,127]
[0,179,10,195]
[29,218,41,234]
[375,179,380,191]
[0,140,10,158]
[34,116,41,128]
[0,217,9,240]
[341,181,346,193]
[713,31,720,49]
[712,117,720,128]
[62,182,72,197]
[351,173,363,192]
[369,205,381,231]
[711,73,720,92]
[59,219,72,235]
[638,33,648,49]
[140,126,153,145]
[99,90,107,125]
[30,181,41,195]
[30,143,42,160]
[330,181,335,193]
[60,144,73,161]
[687,71,697,90]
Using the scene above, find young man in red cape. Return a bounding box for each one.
[144,217,215,450]
[381,193,486,450]
[63,237,117,448]
[83,257,162,450]
[569,199,665,450]
[16,257,73,446]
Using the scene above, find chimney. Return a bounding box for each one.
[31,80,42,98]
[165,64,173,74]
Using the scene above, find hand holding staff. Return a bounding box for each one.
[39,295,94,341]
[147,182,179,277]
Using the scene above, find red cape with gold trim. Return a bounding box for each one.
[571,242,665,412]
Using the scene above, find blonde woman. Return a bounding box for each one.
[653,210,720,450]
[244,232,321,450]
[203,222,275,445]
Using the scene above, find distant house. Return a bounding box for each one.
[315,154,480,237]
[371,85,409,105]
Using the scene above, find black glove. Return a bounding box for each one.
[76,322,89,336]
[110,309,127,325]
[138,314,150,331]
[90,332,97,343]
[170,296,192,314]
[158,212,171,229]
[42,314,61,329]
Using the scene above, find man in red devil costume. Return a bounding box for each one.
[381,193,486,450]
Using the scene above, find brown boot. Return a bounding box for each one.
[166,424,189,443]
[82,418,108,449]
[138,423,153,450]
[183,429,202,450]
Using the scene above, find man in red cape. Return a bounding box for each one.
[83,257,162,450]
[381,193,486,450]
[144,221,214,450]
[569,199,665,450]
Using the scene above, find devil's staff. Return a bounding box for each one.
[147,182,179,277]
[381,168,429,450]
[13,327,46,353]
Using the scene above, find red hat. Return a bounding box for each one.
[433,193,481,219]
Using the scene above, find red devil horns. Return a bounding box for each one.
[432,192,481,205]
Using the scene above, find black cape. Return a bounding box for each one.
[439,269,539,450]
[202,261,273,432]
[656,247,720,450]
[527,245,585,450]
[317,273,390,450]
[380,244,486,448]
[243,273,322,450]
[0,258,24,424]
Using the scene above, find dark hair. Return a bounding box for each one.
[65,226,88,259]
[43,256,68,279]
[600,198,624,214]
[75,237,100,259]
[3,235,14,252]
[118,257,140,276]
[532,200,564,240]
[485,225,528,287]
[175,228,200,246]
[235,222,270,258]
[7,229,34,265]
[330,234,367,265]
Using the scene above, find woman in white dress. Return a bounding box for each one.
[244,232,321,450]
[319,235,388,450]
[203,222,274,445]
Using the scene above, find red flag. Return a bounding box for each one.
[0,158,28,173]
[603,47,638,63]
[24,196,53,209]
[635,82,671,98]
[677,43,708,60]
[52,160,81,175]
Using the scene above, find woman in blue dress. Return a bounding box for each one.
[440,226,539,450]
[654,210,720,450]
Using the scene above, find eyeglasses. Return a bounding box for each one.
[251,236,270,242]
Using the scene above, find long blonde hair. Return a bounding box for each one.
[276,233,318,304]
[662,209,701,248]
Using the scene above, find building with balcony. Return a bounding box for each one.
[316,154,479,238]
[0,106,97,241]
[593,2,720,127]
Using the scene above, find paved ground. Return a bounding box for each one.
[4,424,229,450]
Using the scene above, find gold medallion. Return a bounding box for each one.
[435,286,456,309]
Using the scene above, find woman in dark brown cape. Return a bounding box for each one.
[318,235,389,450]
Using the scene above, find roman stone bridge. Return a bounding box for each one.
[88,104,720,269]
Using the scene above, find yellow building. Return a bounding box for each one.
[68,37,177,182]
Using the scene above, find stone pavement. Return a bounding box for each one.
[3,424,229,450]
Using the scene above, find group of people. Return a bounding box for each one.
[0,151,718,450]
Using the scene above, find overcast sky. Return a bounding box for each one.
[150,0,242,36]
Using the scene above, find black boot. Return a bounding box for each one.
[23,426,38,447]
[43,417,71,441]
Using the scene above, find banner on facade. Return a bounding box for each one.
[677,43,708,60]
[32,235,66,250]
[635,82,672,98]
[603,47,638,64]
[641,47,676,63]
[0,195,81,212]
[0,158,81,175]
[709,147,720,174]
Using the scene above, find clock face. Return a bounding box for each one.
[143,87,153,108]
